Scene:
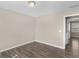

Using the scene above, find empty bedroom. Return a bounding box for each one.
[0,0,79,58]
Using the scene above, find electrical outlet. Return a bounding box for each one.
[12,54,18,58]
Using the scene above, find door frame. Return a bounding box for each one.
[64,14,79,48]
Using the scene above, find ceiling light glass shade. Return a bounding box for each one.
[28,1,36,7]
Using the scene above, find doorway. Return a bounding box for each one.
[65,15,79,56]
[65,15,79,46]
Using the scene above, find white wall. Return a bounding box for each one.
[71,22,79,37]
[1,7,79,51]
[71,22,79,32]
[35,12,65,49]
[35,9,79,49]
[0,8,35,51]
[65,9,79,16]
[0,8,65,51]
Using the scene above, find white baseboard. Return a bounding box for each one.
[0,40,34,53]
[0,40,65,53]
[34,40,65,49]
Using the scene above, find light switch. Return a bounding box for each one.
[59,30,61,32]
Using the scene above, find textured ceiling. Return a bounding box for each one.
[0,1,79,17]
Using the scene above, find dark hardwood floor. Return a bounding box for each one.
[0,38,79,58]
[65,38,79,58]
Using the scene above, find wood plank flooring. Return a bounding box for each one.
[65,38,79,58]
[0,38,79,58]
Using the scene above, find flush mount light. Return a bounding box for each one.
[28,1,36,7]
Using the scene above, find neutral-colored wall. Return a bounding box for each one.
[71,22,79,32]
[0,8,65,51]
[65,9,79,16]
[35,12,65,48]
[35,9,79,48]
[0,8,35,51]
[71,22,79,37]
[1,8,79,51]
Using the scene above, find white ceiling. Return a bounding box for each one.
[0,1,79,17]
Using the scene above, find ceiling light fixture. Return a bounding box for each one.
[28,1,36,7]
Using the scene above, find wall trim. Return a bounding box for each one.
[0,40,34,53]
[34,40,65,49]
[63,16,66,49]
[0,40,65,53]
[64,14,79,18]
